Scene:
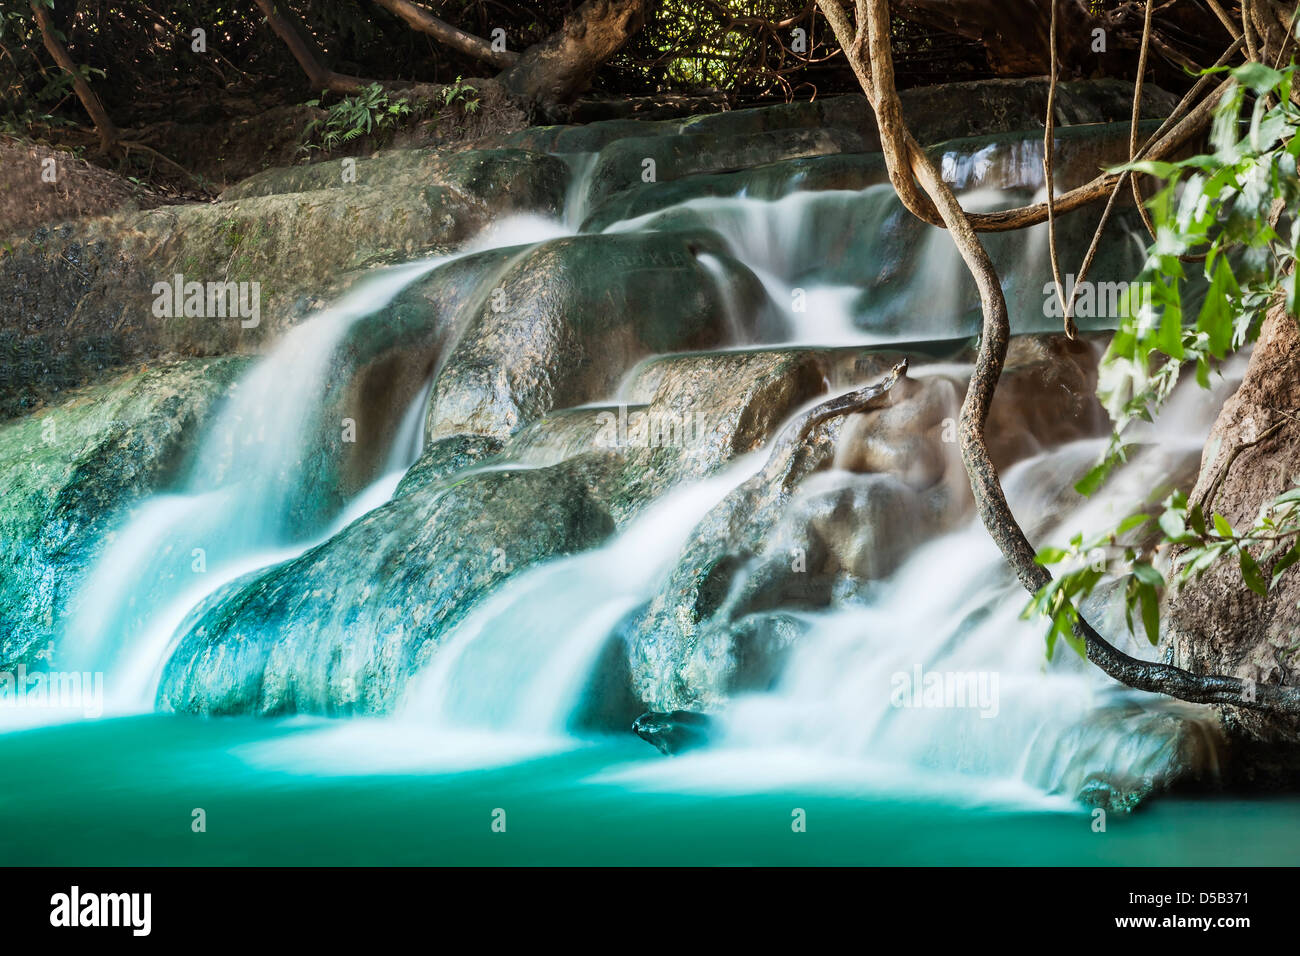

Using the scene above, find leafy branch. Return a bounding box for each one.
[1029,60,1300,657]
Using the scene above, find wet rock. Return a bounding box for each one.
[584,120,1148,233]
[506,79,1173,157]
[502,118,678,156]
[425,229,780,442]
[157,458,616,716]
[395,434,504,498]
[1024,698,1225,811]
[0,185,483,419]
[570,612,647,733]
[626,360,908,712]
[221,148,569,219]
[633,710,715,755]
[581,152,889,232]
[625,337,1106,713]
[0,358,249,669]
[1077,774,1158,814]
[528,348,880,526]
[581,127,870,218]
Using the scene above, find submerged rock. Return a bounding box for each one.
[633,710,715,755]
[1025,698,1226,812]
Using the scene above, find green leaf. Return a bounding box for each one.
[1271,544,1300,586]
[1234,62,1285,94]
[1137,581,1161,645]
[1116,513,1152,535]
[1213,512,1234,538]
[1075,460,1112,497]
[1035,547,1069,565]
[1132,561,1165,588]
[1240,549,1268,596]
[1158,509,1187,540]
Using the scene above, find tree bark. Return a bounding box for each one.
[500,0,649,115]
[371,0,518,70]
[30,0,119,152]
[253,0,372,94]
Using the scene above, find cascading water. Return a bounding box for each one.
[59,259,444,699]
[52,217,577,713]
[28,120,1204,808]
[402,455,763,732]
[780,362,1237,780]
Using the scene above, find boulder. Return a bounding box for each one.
[579,127,870,219]
[156,459,616,716]
[624,337,1106,713]
[1024,697,1226,811]
[220,147,569,218]
[0,357,249,669]
[0,186,481,420]
[425,229,780,442]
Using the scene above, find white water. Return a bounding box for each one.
[60,260,443,687]
[30,122,1215,802]
[401,453,765,734]
[56,215,578,712]
[704,362,1242,793]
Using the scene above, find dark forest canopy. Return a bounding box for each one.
[1,2,1247,154]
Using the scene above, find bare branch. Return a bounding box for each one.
[253,0,374,95]
[371,0,518,69]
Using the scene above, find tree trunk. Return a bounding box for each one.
[1164,303,1300,778]
[500,0,648,116]
[30,0,119,152]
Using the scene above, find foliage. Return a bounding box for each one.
[300,82,411,154]
[1027,61,1300,657]
[438,75,479,114]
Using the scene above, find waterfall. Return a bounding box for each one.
[698,361,1243,794]
[401,454,765,735]
[597,178,1143,344]
[60,260,443,692]
[30,119,1218,805]
[561,151,600,231]
[58,216,576,711]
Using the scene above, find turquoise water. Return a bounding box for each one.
[0,715,1295,866]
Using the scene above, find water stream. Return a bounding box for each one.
[2,120,1290,865]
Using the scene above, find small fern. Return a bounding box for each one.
[440,76,480,114]
[300,83,413,155]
